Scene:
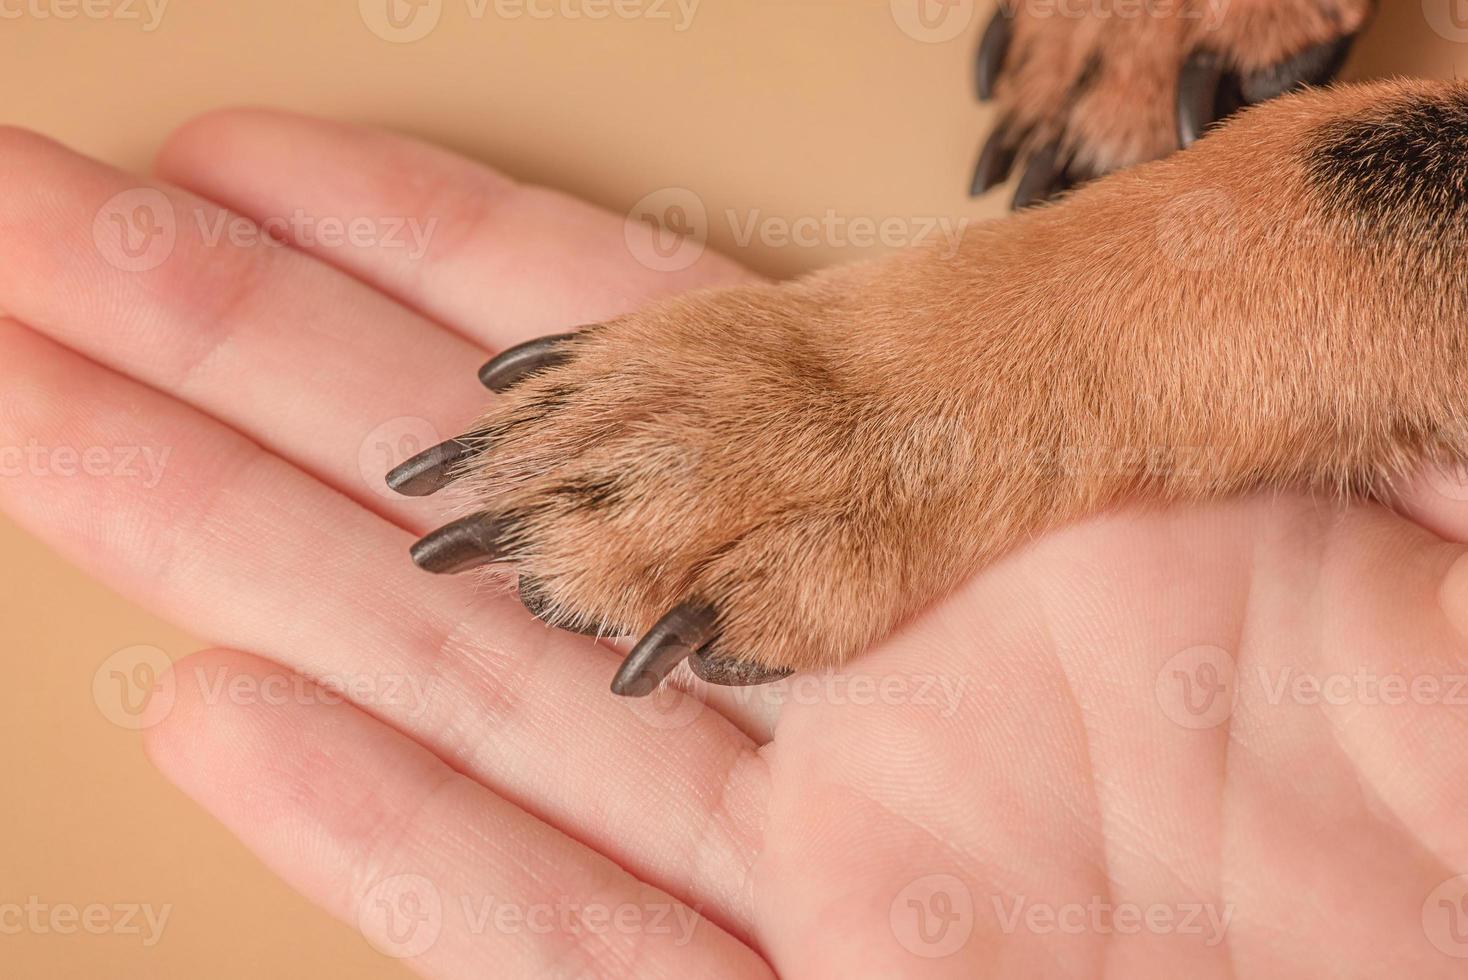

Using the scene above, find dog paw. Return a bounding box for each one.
[387,275,1011,695]
[390,77,1468,697]
[971,0,1374,207]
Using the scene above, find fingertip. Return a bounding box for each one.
[1390,463,1468,546]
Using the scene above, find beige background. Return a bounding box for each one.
[0,1,1458,976]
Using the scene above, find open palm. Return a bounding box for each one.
[2,111,1467,978]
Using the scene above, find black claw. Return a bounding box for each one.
[970,126,1017,197]
[1238,33,1358,105]
[611,603,719,697]
[1011,143,1067,210]
[386,435,484,497]
[479,333,577,392]
[518,576,611,636]
[1176,55,1239,148]
[410,513,510,575]
[1177,55,1224,147]
[688,651,793,688]
[975,10,1012,102]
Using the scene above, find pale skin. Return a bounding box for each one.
[4,111,1468,977]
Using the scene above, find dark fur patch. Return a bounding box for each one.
[549,476,623,511]
[1304,93,1468,238]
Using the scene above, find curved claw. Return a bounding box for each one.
[386,434,484,497]
[970,125,1017,197]
[1238,33,1358,104]
[410,513,511,575]
[975,10,1012,102]
[611,603,719,697]
[1011,142,1067,210]
[518,576,612,636]
[1176,55,1228,148]
[688,651,793,687]
[479,333,578,392]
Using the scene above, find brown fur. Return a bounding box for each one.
[989,0,1374,175]
[454,78,1468,675]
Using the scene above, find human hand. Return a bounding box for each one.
[1,110,1467,977]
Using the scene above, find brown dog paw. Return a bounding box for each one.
[972,0,1375,207]
[388,275,982,695]
[391,78,1468,697]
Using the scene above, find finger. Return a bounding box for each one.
[1385,464,1468,546]
[0,127,487,530]
[0,319,769,934]
[155,108,754,351]
[145,650,772,979]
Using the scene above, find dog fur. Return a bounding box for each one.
[447,75,1468,677]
